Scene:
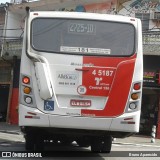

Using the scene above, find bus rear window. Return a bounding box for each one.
[31,18,135,56]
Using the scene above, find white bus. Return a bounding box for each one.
[19,10,143,152]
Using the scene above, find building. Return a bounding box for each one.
[117,0,160,139]
[0,0,160,138]
[0,3,12,123]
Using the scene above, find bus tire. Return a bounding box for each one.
[102,136,112,153]
[25,133,35,151]
[91,136,112,153]
[34,136,44,151]
[60,138,73,145]
[76,137,90,147]
[91,137,102,153]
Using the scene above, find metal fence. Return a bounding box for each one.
[2,39,22,58]
[143,31,160,55]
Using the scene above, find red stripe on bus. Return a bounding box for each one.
[81,55,136,117]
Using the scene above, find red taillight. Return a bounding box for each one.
[130,18,135,21]
[33,13,38,16]
[22,77,30,84]
[134,83,141,90]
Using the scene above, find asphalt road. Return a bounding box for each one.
[0,132,160,160]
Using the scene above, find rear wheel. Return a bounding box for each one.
[25,133,35,151]
[60,137,73,145]
[76,137,90,147]
[34,135,44,151]
[25,132,44,151]
[91,135,112,153]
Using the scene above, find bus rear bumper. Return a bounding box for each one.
[19,104,50,127]
[19,104,140,133]
[110,111,141,133]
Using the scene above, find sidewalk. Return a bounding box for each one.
[114,136,160,147]
[0,122,160,146]
[0,122,21,135]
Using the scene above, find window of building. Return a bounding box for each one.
[0,67,11,82]
[135,13,150,31]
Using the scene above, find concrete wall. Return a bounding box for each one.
[5,11,24,38]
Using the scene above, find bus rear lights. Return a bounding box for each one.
[121,121,135,124]
[27,112,37,115]
[131,93,139,100]
[25,112,39,119]
[22,76,30,84]
[122,117,135,124]
[134,83,141,90]
[124,118,133,121]
[25,115,40,119]
[23,87,31,94]
[25,96,32,104]
[129,103,137,110]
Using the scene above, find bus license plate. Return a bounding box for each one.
[70,99,91,107]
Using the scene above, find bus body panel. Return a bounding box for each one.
[19,12,143,140]
[27,52,137,118]
[19,104,50,127]
[19,104,140,133]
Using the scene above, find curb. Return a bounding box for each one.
[0,130,21,135]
